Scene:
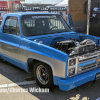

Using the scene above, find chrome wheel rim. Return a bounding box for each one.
[36,65,49,85]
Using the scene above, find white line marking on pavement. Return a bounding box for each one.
[0,81,36,88]
[96,97,100,100]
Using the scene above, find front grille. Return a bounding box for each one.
[79,52,98,62]
[78,51,100,73]
[68,50,100,77]
[78,62,100,74]
[79,51,100,64]
[79,56,97,64]
[79,62,96,71]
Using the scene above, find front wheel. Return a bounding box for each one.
[34,62,54,89]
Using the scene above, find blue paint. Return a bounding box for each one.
[78,60,96,67]
[58,67,100,91]
[53,76,59,86]
[0,53,28,72]
[66,13,75,31]
[20,38,69,62]
[0,12,100,91]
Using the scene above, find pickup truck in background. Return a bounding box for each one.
[0,12,100,91]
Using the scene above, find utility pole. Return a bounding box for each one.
[87,0,91,35]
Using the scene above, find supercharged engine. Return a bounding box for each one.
[53,39,97,56]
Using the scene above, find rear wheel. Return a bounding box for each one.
[34,62,54,89]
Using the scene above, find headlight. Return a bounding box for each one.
[69,59,76,66]
[68,68,75,76]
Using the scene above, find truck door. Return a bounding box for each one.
[1,16,20,67]
[66,13,75,31]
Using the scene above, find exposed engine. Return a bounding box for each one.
[53,39,97,56]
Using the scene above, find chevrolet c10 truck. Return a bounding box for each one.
[0,12,100,91]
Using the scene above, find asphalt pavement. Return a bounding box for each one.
[0,59,100,100]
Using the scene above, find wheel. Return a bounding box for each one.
[34,62,54,89]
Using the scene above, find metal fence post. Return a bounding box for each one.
[11,3,13,13]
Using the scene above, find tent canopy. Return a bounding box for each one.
[55,0,68,7]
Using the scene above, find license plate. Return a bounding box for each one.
[97,58,100,62]
[96,72,100,80]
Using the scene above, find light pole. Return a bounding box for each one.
[87,0,91,35]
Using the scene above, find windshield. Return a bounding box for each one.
[21,14,71,36]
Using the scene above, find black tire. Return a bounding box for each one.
[34,62,54,89]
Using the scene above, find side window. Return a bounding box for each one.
[3,16,20,36]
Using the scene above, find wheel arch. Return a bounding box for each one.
[27,57,55,75]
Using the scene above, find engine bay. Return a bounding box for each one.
[32,33,100,57]
[53,38,99,56]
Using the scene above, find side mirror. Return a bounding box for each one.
[66,13,75,31]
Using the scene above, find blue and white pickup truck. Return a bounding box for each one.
[0,12,100,91]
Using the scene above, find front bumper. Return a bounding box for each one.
[58,67,100,91]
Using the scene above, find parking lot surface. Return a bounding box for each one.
[0,59,100,100]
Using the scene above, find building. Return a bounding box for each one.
[0,0,20,10]
[69,0,100,35]
[69,0,87,32]
[0,0,20,20]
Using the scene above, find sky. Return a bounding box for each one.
[21,0,63,4]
